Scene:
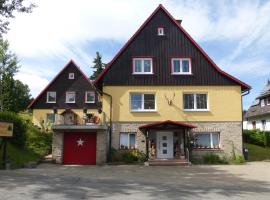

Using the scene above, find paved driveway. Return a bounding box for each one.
[0,162,270,200]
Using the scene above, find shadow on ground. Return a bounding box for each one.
[0,164,269,199]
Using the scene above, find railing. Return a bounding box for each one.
[54,112,106,126]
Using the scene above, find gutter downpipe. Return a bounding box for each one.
[92,83,113,162]
[241,89,250,155]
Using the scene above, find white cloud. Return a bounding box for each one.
[4,0,270,98]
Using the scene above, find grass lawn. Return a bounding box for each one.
[0,142,40,169]
[244,143,270,161]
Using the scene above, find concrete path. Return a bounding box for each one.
[0,162,270,200]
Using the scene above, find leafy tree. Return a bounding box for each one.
[90,52,105,80]
[0,37,31,112]
[0,0,35,34]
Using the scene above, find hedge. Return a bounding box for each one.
[243,130,270,147]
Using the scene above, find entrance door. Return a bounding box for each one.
[157,132,173,159]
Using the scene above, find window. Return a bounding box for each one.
[120,132,136,149]
[46,113,55,124]
[85,91,95,103]
[171,58,191,74]
[46,91,56,103]
[69,73,74,79]
[267,98,270,105]
[133,58,153,74]
[261,99,265,107]
[66,91,76,103]
[195,133,220,149]
[183,93,208,111]
[130,93,156,112]
[157,27,165,36]
[262,120,266,130]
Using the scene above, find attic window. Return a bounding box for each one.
[157,27,164,36]
[69,73,74,79]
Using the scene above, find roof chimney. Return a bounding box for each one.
[176,20,182,25]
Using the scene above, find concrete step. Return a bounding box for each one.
[147,159,189,166]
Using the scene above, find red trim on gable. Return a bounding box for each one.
[28,60,93,109]
[139,120,197,129]
[94,4,251,91]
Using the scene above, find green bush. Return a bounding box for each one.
[25,126,52,156]
[110,148,147,164]
[243,130,270,147]
[231,155,245,164]
[0,111,27,147]
[202,153,228,164]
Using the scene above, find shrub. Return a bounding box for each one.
[243,130,270,147]
[0,111,27,147]
[231,155,245,164]
[202,153,228,164]
[25,126,52,156]
[110,148,147,164]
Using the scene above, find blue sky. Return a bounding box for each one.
[4,0,270,109]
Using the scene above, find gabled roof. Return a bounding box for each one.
[27,60,93,109]
[94,4,251,92]
[139,120,197,131]
[256,80,270,99]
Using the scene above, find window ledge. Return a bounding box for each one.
[183,109,209,112]
[131,110,157,113]
[132,73,154,75]
[47,102,56,104]
[193,148,222,151]
[66,102,76,104]
[171,73,193,75]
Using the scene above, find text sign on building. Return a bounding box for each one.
[0,122,13,137]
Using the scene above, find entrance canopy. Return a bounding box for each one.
[139,120,197,132]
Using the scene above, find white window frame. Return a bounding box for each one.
[130,93,156,112]
[171,58,192,75]
[157,27,165,36]
[183,93,209,111]
[46,91,56,103]
[69,73,74,79]
[261,99,265,107]
[66,91,76,103]
[132,58,153,74]
[119,132,136,149]
[267,98,270,105]
[85,91,95,103]
[195,132,220,149]
[262,120,266,130]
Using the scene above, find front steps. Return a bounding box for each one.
[146,159,190,166]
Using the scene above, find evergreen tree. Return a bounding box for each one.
[0,37,31,112]
[90,52,105,80]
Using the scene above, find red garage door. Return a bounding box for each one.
[63,133,96,165]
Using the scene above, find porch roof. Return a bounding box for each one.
[139,120,197,131]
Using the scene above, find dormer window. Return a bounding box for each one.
[157,27,165,36]
[261,99,265,107]
[69,73,74,79]
[171,58,192,75]
[132,58,153,74]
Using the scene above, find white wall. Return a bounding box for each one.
[244,117,270,131]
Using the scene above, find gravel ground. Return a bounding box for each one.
[0,162,270,200]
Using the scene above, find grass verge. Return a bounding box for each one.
[244,143,270,161]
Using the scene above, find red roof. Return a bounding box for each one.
[139,120,197,130]
[27,60,93,109]
[94,4,251,91]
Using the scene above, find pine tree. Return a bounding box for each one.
[90,52,105,80]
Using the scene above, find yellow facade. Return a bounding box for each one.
[102,86,242,122]
[32,109,101,126]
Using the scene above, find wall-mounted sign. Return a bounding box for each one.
[0,122,13,137]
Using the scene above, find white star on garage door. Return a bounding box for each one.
[77,138,85,146]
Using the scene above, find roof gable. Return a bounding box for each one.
[28,60,95,109]
[94,4,251,92]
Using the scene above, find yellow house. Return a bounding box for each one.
[29,5,250,165]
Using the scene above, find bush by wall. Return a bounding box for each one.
[0,111,27,147]
[111,148,147,164]
[243,130,270,147]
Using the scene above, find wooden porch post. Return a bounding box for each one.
[146,130,149,160]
